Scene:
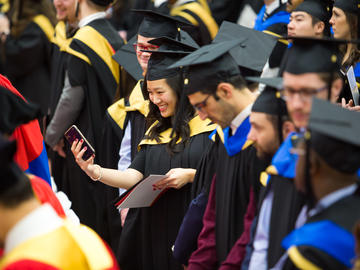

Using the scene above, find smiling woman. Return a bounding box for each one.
[71,39,216,270]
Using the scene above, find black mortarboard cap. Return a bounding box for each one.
[169,39,242,95]
[252,87,288,116]
[294,0,333,35]
[246,76,283,89]
[295,0,333,22]
[90,0,112,6]
[0,86,41,135]
[282,36,345,74]
[146,39,196,81]
[134,9,193,40]
[309,98,360,174]
[112,36,143,81]
[212,21,278,72]
[333,0,357,14]
[0,136,26,195]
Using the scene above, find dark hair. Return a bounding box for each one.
[265,114,291,144]
[144,74,195,154]
[199,74,247,97]
[318,71,342,84]
[310,14,330,37]
[0,174,34,208]
[341,11,360,67]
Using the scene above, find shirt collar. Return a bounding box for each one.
[78,12,106,28]
[230,104,252,135]
[308,184,358,217]
[4,204,63,255]
[266,0,281,16]
[173,0,193,8]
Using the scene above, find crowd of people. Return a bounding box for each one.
[0,0,360,269]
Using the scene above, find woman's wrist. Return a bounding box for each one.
[89,164,102,181]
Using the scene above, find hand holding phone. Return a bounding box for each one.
[64,125,95,160]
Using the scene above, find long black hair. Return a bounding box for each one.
[143,74,195,155]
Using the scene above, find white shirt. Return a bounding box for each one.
[78,11,107,28]
[230,104,252,135]
[4,204,63,255]
[248,190,274,270]
[265,0,281,18]
[118,121,132,196]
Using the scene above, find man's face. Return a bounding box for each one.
[53,0,77,23]
[248,112,279,160]
[134,35,159,72]
[283,72,328,129]
[187,90,236,128]
[288,11,319,37]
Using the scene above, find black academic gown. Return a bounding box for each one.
[282,188,360,270]
[117,116,216,270]
[169,0,219,45]
[48,21,75,195]
[214,141,265,264]
[258,174,306,268]
[98,80,148,253]
[2,15,54,116]
[62,18,124,236]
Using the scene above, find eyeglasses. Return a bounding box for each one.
[280,85,328,102]
[133,43,159,52]
[193,95,211,112]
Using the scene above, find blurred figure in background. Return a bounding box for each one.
[0,0,56,132]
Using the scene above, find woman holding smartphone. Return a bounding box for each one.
[72,41,215,270]
[330,0,360,104]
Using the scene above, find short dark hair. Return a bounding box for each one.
[0,174,34,208]
[309,14,330,36]
[199,74,247,96]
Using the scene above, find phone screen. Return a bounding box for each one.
[64,125,95,160]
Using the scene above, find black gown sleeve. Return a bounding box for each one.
[128,146,146,174]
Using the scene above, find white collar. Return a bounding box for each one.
[230,104,252,135]
[308,184,358,217]
[4,204,63,255]
[266,0,281,16]
[78,11,106,28]
[173,0,193,8]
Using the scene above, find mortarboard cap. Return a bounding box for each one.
[169,39,242,95]
[212,21,278,72]
[294,0,333,35]
[333,0,358,14]
[0,136,26,195]
[282,36,346,75]
[246,76,283,90]
[251,87,288,116]
[0,86,41,135]
[146,39,197,81]
[89,0,112,6]
[309,98,360,174]
[112,36,143,81]
[134,9,193,40]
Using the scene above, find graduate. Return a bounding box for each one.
[280,99,360,270]
[72,40,216,270]
[45,0,124,237]
[0,0,56,119]
[169,39,270,268]
[0,136,119,270]
[287,0,332,38]
[330,0,360,104]
[220,79,296,270]
[100,10,198,254]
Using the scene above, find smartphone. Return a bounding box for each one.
[64,125,95,160]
